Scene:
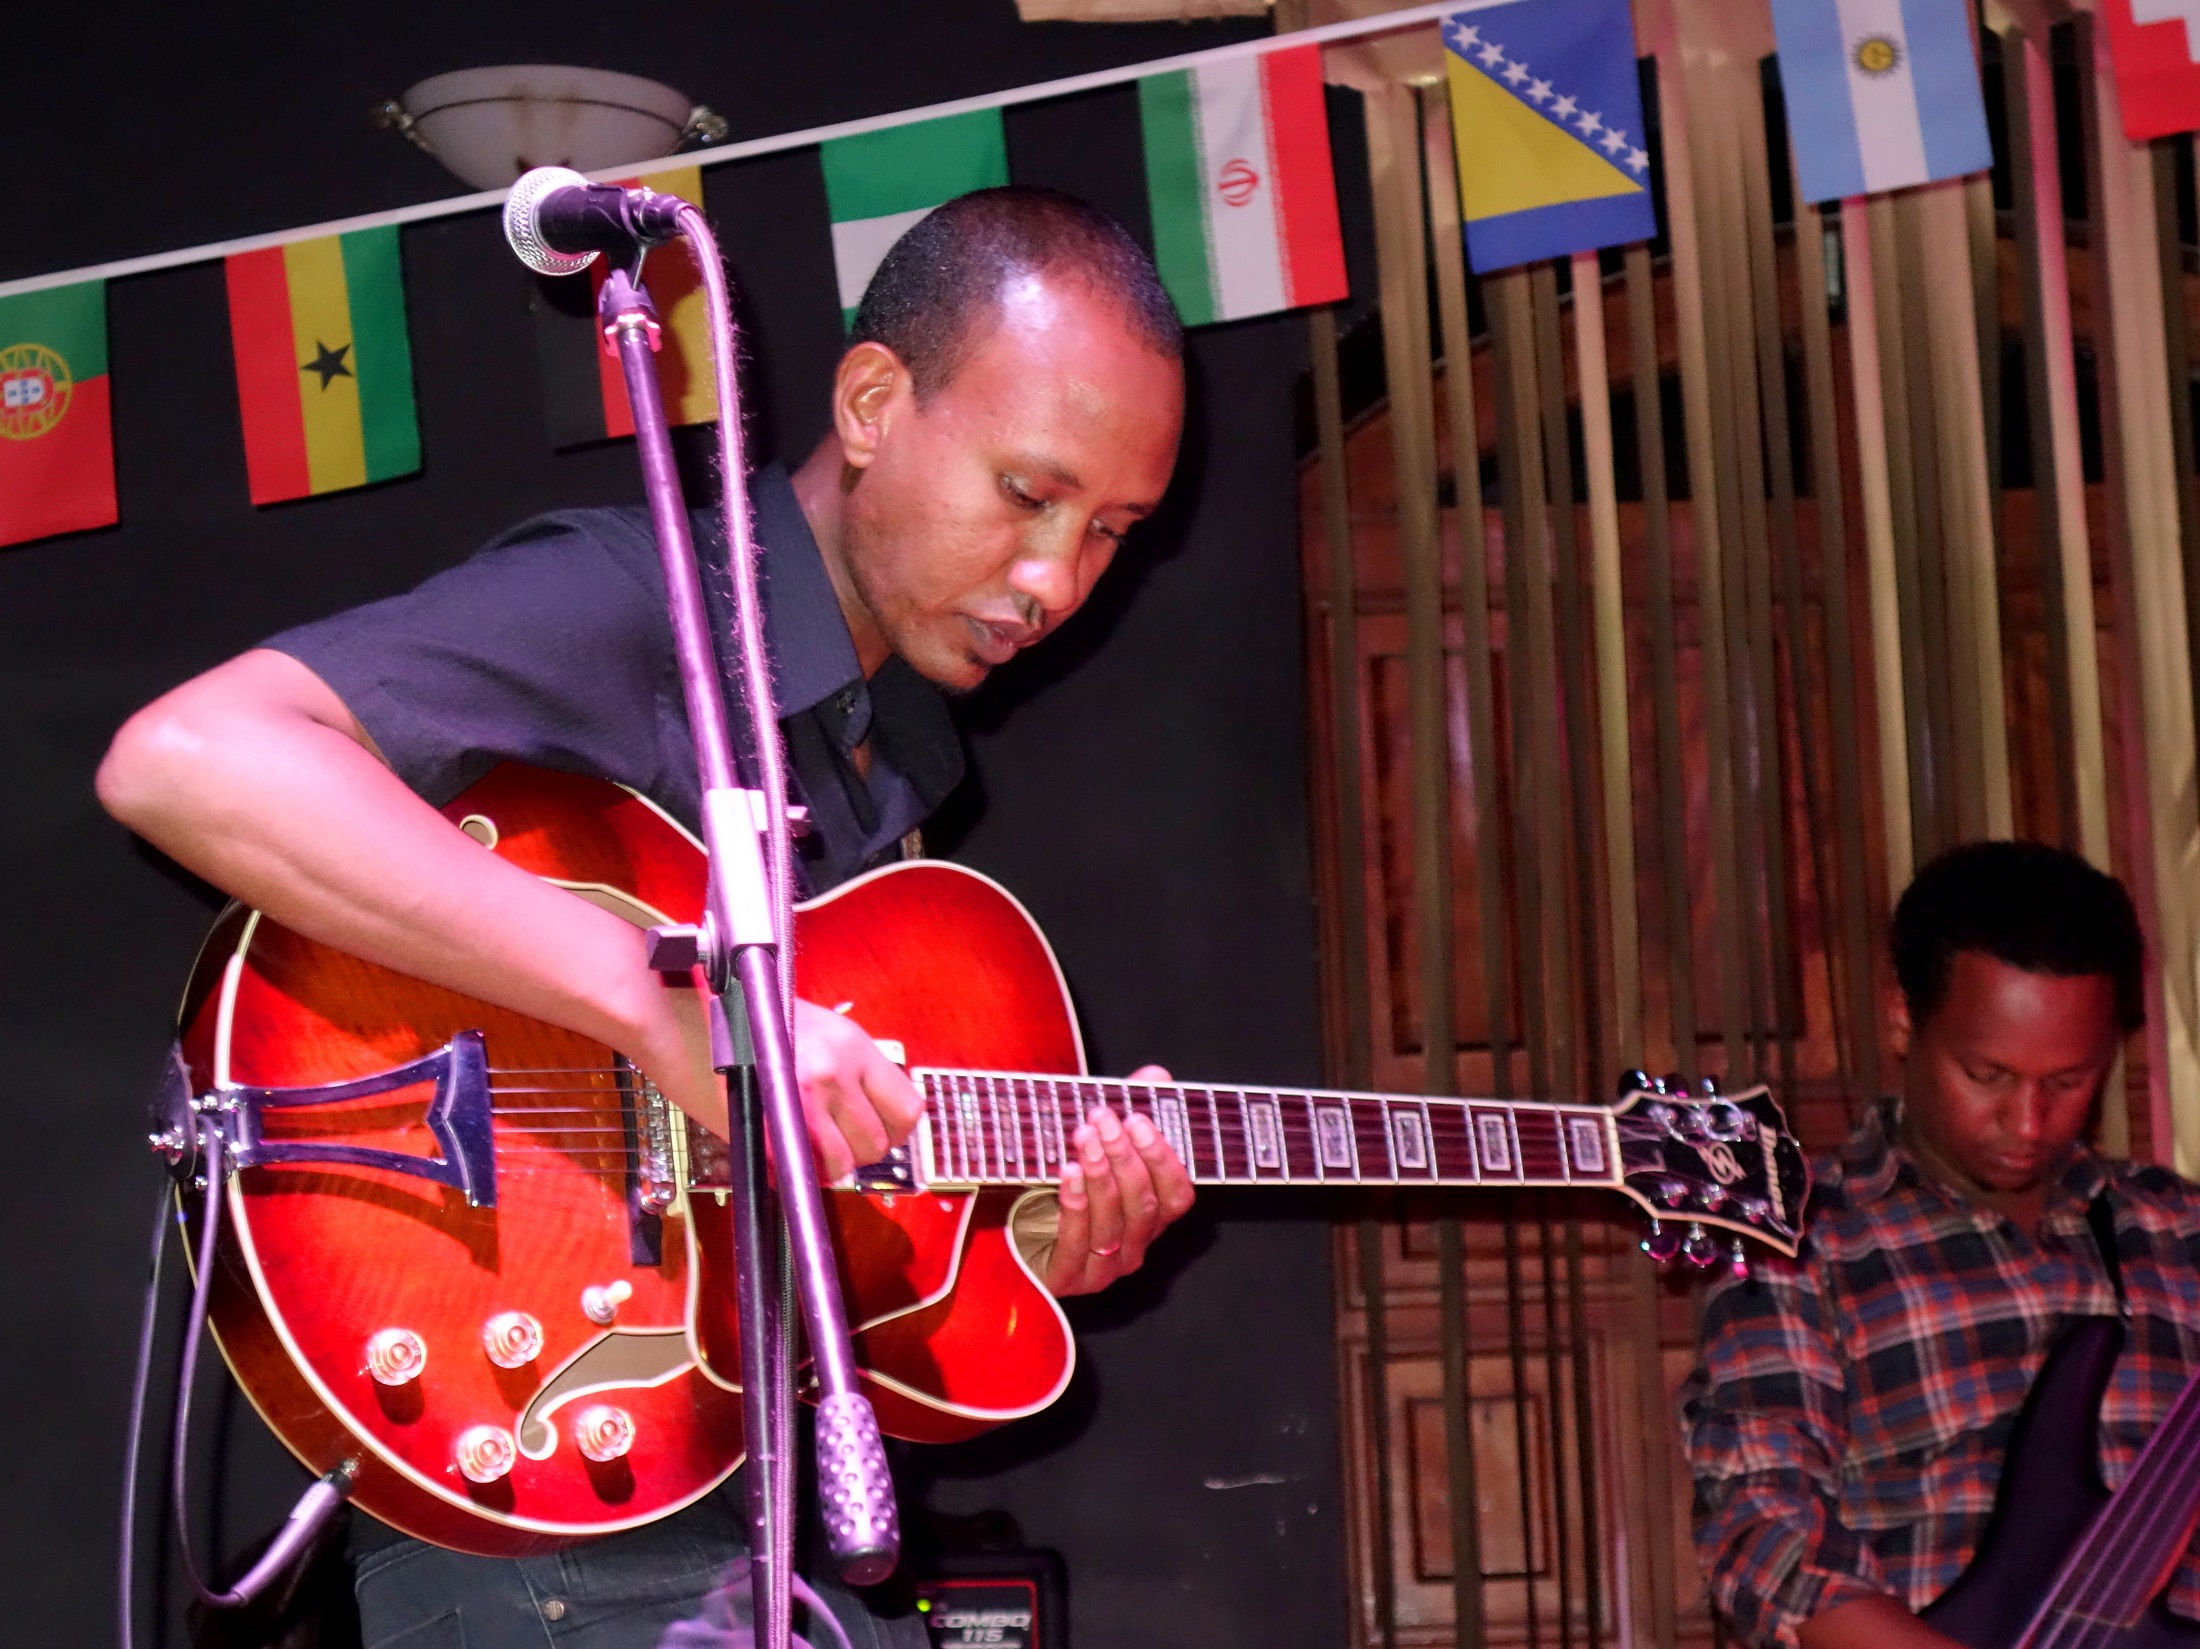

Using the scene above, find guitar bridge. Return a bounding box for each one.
[157,1031,499,1208]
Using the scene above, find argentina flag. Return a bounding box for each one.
[1770,0,1994,203]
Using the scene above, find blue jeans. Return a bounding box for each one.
[354,1486,924,1649]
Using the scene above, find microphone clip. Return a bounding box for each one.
[598,268,663,357]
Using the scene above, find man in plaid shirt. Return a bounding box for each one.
[1681,842,2200,1649]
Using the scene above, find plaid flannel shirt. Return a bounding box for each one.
[1678,1099,2200,1649]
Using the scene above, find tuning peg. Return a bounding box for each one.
[1699,1075,1721,1098]
[1619,1069,1651,1100]
[1729,1238,1749,1280]
[1662,1073,1687,1098]
[1640,1218,1682,1265]
[1683,1221,1717,1267]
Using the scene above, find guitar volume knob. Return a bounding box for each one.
[364,1328,426,1386]
[574,1405,635,1462]
[455,1425,516,1483]
[482,1311,544,1368]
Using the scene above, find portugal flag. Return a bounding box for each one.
[530,166,716,449]
[0,280,118,548]
[225,227,420,505]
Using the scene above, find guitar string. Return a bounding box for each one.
[2057,1371,2200,1633]
[2011,1328,2200,1648]
[268,1074,1654,1189]
[2026,1360,2200,1649]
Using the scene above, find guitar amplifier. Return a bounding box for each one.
[912,1548,1067,1649]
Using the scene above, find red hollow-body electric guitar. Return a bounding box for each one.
[164,765,1807,1556]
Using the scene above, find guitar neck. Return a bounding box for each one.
[910,1069,1625,1191]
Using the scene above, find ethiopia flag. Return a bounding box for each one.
[224,227,419,506]
[822,110,1008,327]
[0,281,117,548]
[1138,44,1348,326]
[1442,1,1658,273]
[530,166,716,449]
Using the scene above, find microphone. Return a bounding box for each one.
[503,166,688,277]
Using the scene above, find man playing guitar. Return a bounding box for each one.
[1682,842,2200,1649]
[97,188,1197,1648]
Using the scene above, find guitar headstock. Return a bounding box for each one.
[1611,1072,1811,1271]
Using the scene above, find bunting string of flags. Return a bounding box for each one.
[1,0,2134,550]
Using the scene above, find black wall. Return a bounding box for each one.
[6,5,1345,1644]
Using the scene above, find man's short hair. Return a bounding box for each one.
[850,186,1184,400]
[1891,841,2146,1032]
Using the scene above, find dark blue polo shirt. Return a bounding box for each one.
[265,464,964,892]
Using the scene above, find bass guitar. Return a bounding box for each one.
[1924,1317,2200,1646]
[158,764,1809,1556]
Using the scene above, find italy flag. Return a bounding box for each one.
[224,227,420,506]
[1137,45,1348,327]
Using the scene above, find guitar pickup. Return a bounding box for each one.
[849,1145,918,1194]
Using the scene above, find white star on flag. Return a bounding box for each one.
[1626,146,1649,172]
[1600,127,1628,153]
[1503,59,1532,85]
[1478,40,1507,68]
[1450,20,1481,47]
[1527,77,1553,102]
[1578,109,1603,136]
[1551,94,1578,119]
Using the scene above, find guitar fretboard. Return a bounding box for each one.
[911,1070,1625,1190]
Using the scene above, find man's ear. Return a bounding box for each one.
[1886,981,1915,1062]
[830,341,910,473]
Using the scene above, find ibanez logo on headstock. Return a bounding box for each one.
[1611,1071,1811,1274]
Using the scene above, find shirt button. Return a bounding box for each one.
[542,1598,568,1621]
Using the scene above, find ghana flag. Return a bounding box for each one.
[225,227,420,505]
[0,280,118,548]
[530,166,716,449]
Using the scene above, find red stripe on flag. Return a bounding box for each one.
[224,249,311,504]
[2103,0,2200,142]
[593,270,637,440]
[0,374,116,547]
[589,181,641,440]
[1261,45,1347,309]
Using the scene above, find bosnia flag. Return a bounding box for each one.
[1442,0,1658,274]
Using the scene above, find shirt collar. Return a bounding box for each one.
[746,462,863,718]
[1842,1095,2109,1221]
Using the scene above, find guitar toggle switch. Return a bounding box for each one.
[573,1405,636,1462]
[482,1311,545,1368]
[582,1279,633,1325]
[365,1328,427,1386]
[455,1425,517,1484]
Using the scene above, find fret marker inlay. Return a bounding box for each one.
[1156,1095,1192,1172]
[1568,1117,1606,1175]
[1392,1110,1429,1172]
[1248,1099,1283,1172]
[1315,1105,1353,1172]
[1478,1113,1513,1174]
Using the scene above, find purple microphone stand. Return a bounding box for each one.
[589,213,900,1649]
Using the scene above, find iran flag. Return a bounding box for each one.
[1138,45,1348,327]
